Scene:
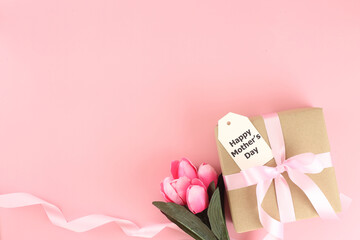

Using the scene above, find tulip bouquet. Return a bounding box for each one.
[153,158,230,240]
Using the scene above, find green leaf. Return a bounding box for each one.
[153,201,218,240]
[160,211,206,240]
[207,188,229,240]
[207,181,216,199]
[195,208,210,228]
[217,174,226,217]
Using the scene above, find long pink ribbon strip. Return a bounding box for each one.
[224,112,350,240]
[0,191,349,239]
[0,192,179,237]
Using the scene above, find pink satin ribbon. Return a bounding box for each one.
[0,192,179,238]
[224,113,349,240]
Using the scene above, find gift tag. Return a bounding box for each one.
[218,112,273,170]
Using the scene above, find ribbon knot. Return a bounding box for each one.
[275,164,286,174]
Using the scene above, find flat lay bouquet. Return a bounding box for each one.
[153,158,229,240]
[153,108,351,240]
[0,108,350,240]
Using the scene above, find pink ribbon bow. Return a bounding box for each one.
[224,113,341,239]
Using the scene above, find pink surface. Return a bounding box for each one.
[0,0,359,239]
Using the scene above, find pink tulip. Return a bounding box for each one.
[171,158,197,180]
[186,183,209,214]
[160,176,191,205]
[161,158,218,212]
[190,178,206,187]
[197,163,218,189]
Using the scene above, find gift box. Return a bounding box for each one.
[215,108,342,233]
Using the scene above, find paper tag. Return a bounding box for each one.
[218,112,273,170]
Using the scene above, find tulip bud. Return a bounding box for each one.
[171,158,197,180]
[160,177,191,205]
[186,184,209,214]
[197,163,218,189]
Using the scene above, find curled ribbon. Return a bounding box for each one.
[0,192,179,238]
[224,113,349,240]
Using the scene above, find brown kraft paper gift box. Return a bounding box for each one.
[215,108,341,233]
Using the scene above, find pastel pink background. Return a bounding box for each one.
[0,0,359,239]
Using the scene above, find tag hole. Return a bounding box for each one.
[227,121,231,125]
